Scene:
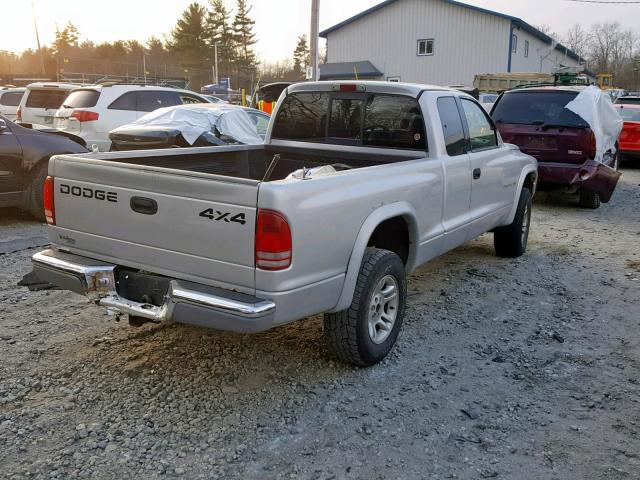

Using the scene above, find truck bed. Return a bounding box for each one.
[95,144,424,182]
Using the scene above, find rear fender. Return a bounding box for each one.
[328,202,419,313]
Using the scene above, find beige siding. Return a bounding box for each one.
[326,0,512,86]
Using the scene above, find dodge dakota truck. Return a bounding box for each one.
[31,82,537,366]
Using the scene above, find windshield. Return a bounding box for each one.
[492,91,589,128]
[615,97,640,105]
[617,107,640,122]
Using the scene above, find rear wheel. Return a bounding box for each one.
[494,188,532,258]
[324,248,406,366]
[578,188,600,209]
[28,161,49,222]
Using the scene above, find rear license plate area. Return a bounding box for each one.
[116,270,170,306]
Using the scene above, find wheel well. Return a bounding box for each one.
[367,216,410,265]
[523,172,536,193]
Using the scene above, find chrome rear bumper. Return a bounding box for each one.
[32,249,276,333]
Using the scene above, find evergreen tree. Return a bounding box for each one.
[292,35,310,79]
[169,2,208,63]
[232,0,257,68]
[53,22,80,56]
[206,0,236,74]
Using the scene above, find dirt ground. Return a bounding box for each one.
[1,167,639,480]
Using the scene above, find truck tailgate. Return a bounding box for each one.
[48,156,258,292]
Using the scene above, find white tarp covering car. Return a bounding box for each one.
[566,85,624,163]
[120,104,263,145]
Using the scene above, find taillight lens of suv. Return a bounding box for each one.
[16,106,21,122]
[43,176,55,225]
[588,131,597,158]
[255,209,292,271]
[71,110,99,122]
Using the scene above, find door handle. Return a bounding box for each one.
[473,168,482,180]
[130,196,158,215]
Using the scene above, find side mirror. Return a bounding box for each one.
[0,119,7,132]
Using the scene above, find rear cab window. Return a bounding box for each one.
[25,89,69,109]
[62,89,100,108]
[0,92,23,107]
[272,91,427,151]
[492,91,589,128]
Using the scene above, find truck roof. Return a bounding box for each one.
[287,81,452,98]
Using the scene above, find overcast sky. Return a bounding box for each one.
[2,0,638,62]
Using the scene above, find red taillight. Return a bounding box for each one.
[340,84,358,92]
[71,110,99,122]
[43,176,55,225]
[588,131,597,158]
[16,106,21,122]
[255,209,292,271]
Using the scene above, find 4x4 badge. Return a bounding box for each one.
[199,209,246,225]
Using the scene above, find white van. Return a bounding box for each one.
[17,83,79,126]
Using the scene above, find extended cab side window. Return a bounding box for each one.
[460,98,498,151]
[363,95,426,150]
[437,97,466,156]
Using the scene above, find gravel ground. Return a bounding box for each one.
[1,167,639,480]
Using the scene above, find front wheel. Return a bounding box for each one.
[324,248,406,366]
[494,188,532,258]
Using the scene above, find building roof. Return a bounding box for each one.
[318,61,384,80]
[319,0,585,63]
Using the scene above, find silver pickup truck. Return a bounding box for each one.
[32,81,537,366]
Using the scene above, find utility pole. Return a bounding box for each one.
[31,0,46,76]
[214,44,219,85]
[310,0,320,81]
[143,52,147,85]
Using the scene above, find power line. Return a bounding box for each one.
[563,0,640,3]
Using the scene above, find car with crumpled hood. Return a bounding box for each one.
[491,85,623,209]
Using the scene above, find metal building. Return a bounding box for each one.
[320,0,585,85]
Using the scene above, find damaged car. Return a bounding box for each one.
[108,103,269,151]
[491,85,623,209]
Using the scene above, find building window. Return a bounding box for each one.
[417,39,434,56]
[512,34,518,53]
[387,76,401,82]
[524,40,529,58]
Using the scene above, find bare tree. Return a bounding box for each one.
[565,23,587,60]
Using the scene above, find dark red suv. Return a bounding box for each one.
[491,86,621,208]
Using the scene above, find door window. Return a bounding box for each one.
[461,99,498,151]
[136,91,180,112]
[246,111,270,138]
[437,97,466,156]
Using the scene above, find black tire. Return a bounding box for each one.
[28,161,49,222]
[578,188,600,209]
[494,188,532,258]
[324,248,406,366]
